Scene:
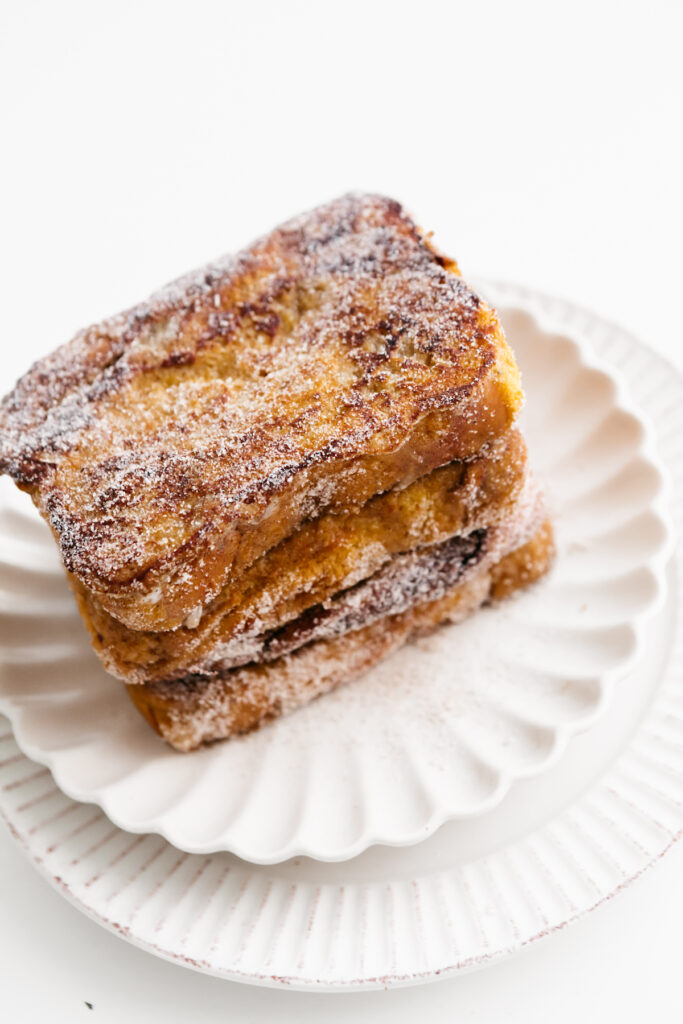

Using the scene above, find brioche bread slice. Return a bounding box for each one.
[0,194,522,631]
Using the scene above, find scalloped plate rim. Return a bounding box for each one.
[0,285,681,990]
[0,290,674,863]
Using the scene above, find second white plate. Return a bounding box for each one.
[0,295,672,862]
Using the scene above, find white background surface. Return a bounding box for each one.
[1,1,682,1020]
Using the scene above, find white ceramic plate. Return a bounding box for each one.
[0,287,680,989]
[0,290,672,863]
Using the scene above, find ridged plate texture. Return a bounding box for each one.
[0,286,680,988]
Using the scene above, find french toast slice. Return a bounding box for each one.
[0,194,522,632]
[72,428,528,684]
[128,519,555,752]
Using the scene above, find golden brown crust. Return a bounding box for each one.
[127,519,555,751]
[489,517,555,600]
[0,194,522,631]
[72,429,528,683]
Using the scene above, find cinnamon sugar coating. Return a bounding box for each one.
[0,194,555,753]
[0,194,522,631]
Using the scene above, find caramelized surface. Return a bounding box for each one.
[0,194,522,630]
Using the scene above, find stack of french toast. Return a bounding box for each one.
[0,194,553,750]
